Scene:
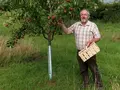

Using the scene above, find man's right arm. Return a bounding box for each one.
[60,23,72,34]
[58,19,74,34]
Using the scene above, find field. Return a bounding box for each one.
[0,15,120,90]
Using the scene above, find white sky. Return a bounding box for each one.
[102,0,119,3]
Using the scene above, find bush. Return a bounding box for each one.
[91,3,120,23]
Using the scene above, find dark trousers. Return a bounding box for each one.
[77,50,103,87]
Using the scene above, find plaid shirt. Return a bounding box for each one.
[68,20,101,50]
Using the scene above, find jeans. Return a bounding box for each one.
[77,50,103,88]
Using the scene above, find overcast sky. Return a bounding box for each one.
[102,0,119,3]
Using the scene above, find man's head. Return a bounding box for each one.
[80,9,90,23]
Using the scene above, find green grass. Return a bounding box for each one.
[0,16,120,90]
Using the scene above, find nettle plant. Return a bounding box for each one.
[0,0,99,47]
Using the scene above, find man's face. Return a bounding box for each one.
[80,10,89,23]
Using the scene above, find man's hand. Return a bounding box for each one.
[57,18,64,27]
[86,38,100,47]
[57,18,71,34]
[86,41,93,47]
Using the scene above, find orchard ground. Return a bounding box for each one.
[0,15,120,90]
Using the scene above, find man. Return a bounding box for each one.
[58,9,103,89]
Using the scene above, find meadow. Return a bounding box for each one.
[0,15,120,90]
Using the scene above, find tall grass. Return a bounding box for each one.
[0,36,41,66]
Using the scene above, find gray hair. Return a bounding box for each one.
[80,9,90,18]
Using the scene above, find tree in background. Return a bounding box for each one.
[0,0,100,47]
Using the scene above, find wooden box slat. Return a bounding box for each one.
[78,42,100,62]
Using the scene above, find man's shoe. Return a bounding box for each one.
[96,83,103,90]
[97,86,104,90]
[83,83,89,89]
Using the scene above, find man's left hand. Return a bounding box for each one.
[86,41,93,47]
[86,38,100,47]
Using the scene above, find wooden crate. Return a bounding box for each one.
[78,42,100,62]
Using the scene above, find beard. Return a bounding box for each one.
[81,18,88,23]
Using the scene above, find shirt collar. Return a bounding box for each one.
[79,20,90,26]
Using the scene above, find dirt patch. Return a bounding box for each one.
[23,52,47,62]
[112,34,120,42]
[47,79,56,86]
